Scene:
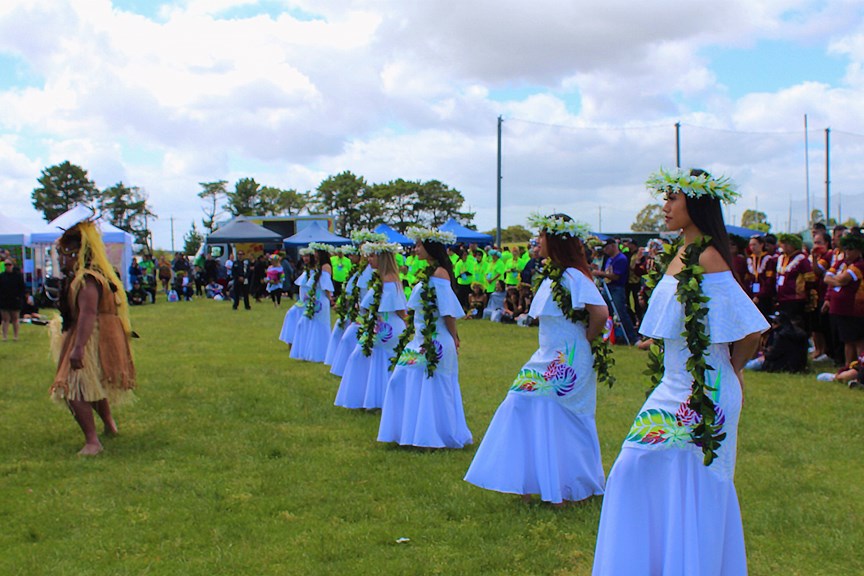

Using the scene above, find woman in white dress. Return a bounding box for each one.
[592,169,768,575]
[329,231,386,377]
[325,246,360,366]
[334,242,407,410]
[289,243,334,363]
[377,227,472,448]
[464,214,609,504]
[279,249,312,346]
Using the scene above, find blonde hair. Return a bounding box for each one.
[59,221,132,335]
[377,251,400,280]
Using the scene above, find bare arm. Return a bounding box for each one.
[70,277,100,370]
[730,332,762,396]
[444,315,460,352]
[585,302,609,341]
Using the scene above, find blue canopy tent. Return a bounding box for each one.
[374,223,413,246]
[283,220,351,246]
[438,218,493,245]
[726,225,765,238]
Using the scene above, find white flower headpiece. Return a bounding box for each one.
[308,242,334,253]
[360,241,403,256]
[406,226,456,245]
[338,245,358,255]
[351,229,387,244]
[646,167,740,204]
[298,247,314,256]
[527,212,592,240]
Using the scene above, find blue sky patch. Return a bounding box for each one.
[703,39,847,98]
[213,1,324,22]
[111,0,166,20]
[0,53,42,90]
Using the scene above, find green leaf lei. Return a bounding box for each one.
[389,267,441,378]
[357,273,383,357]
[536,261,616,388]
[303,268,321,319]
[418,270,440,377]
[335,271,359,327]
[643,235,725,466]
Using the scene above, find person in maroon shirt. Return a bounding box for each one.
[809,231,834,361]
[746,235,777,319]
[824,234,864,366]
[775,233,816,330]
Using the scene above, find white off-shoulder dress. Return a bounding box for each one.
[377,276,472,448]
[289,270,334,363]
[593,271,768,576]
[464,268,606,503]
[278,271,307,345]
[325,270,359,366]
[330,265,374,377]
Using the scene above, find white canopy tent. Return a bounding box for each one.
[30,206,135,290]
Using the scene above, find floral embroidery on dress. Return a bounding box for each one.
[396,339,443,367]
[625,371,726,447]
[509,346,577,396]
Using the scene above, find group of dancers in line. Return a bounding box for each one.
[276,167,771,576]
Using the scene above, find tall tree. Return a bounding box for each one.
[373,179,422,232]
[99,182,156,250]
[630,204,665,232]
[416,180,474,228]
[224,177,261,217]
[257,186,309,216]
[183,221,204,255]
[740,209,771,233]
[482,224,533,243]
[32,161,99,221]
[312,171,368,236]
[198,180,228,233]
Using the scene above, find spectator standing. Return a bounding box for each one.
[592,239,638,344]
[231,250,252,310]
[775,233,815,329]
[824,234,864,366]
[746,235,776,319]
[0,257,26,341]
[265,255,285,307]
[157,255,172,293]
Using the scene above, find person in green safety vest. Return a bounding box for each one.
[330,249,352,298]
[453,247,475,310]
[484,250,506,293]
[502,249,520,288]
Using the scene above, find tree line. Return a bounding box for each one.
[30,163,475,253]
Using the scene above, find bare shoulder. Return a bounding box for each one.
[432,266,450,280]
[383,273,401,284]
[699,246,730,273]
[322,263,333,273]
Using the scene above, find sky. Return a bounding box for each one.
[2,0,864,250]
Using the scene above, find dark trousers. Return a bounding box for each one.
[233,282,251,309]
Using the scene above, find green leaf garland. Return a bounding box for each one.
[303,268,321,319]
[419,271,440,378]
[335,271,359,326]
[357,273,383,357]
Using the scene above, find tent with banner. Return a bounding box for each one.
[438,218,493,245]
[374,223,413,246]
[29,205,136,290]
[283,220,351,246]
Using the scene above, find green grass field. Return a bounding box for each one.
[1,298,862,575]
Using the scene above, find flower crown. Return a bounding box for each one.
[351,229,387,244]
[360,241,403,256]
[527,212,592,239]
[298,247,315,256]
[646,168,740,204]
[338,245,358,255]
[308,242,334,253]
[406,226,456,245]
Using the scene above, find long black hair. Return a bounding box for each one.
[683,169,735,273]
[422,240,457,293]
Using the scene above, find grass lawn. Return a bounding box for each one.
[1,297,863,575]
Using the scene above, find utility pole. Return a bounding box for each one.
[170,215,175,253]
[496,115,503,248]
[825,128,831,224]
[675,122,681,168]
[804,114,811,226]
